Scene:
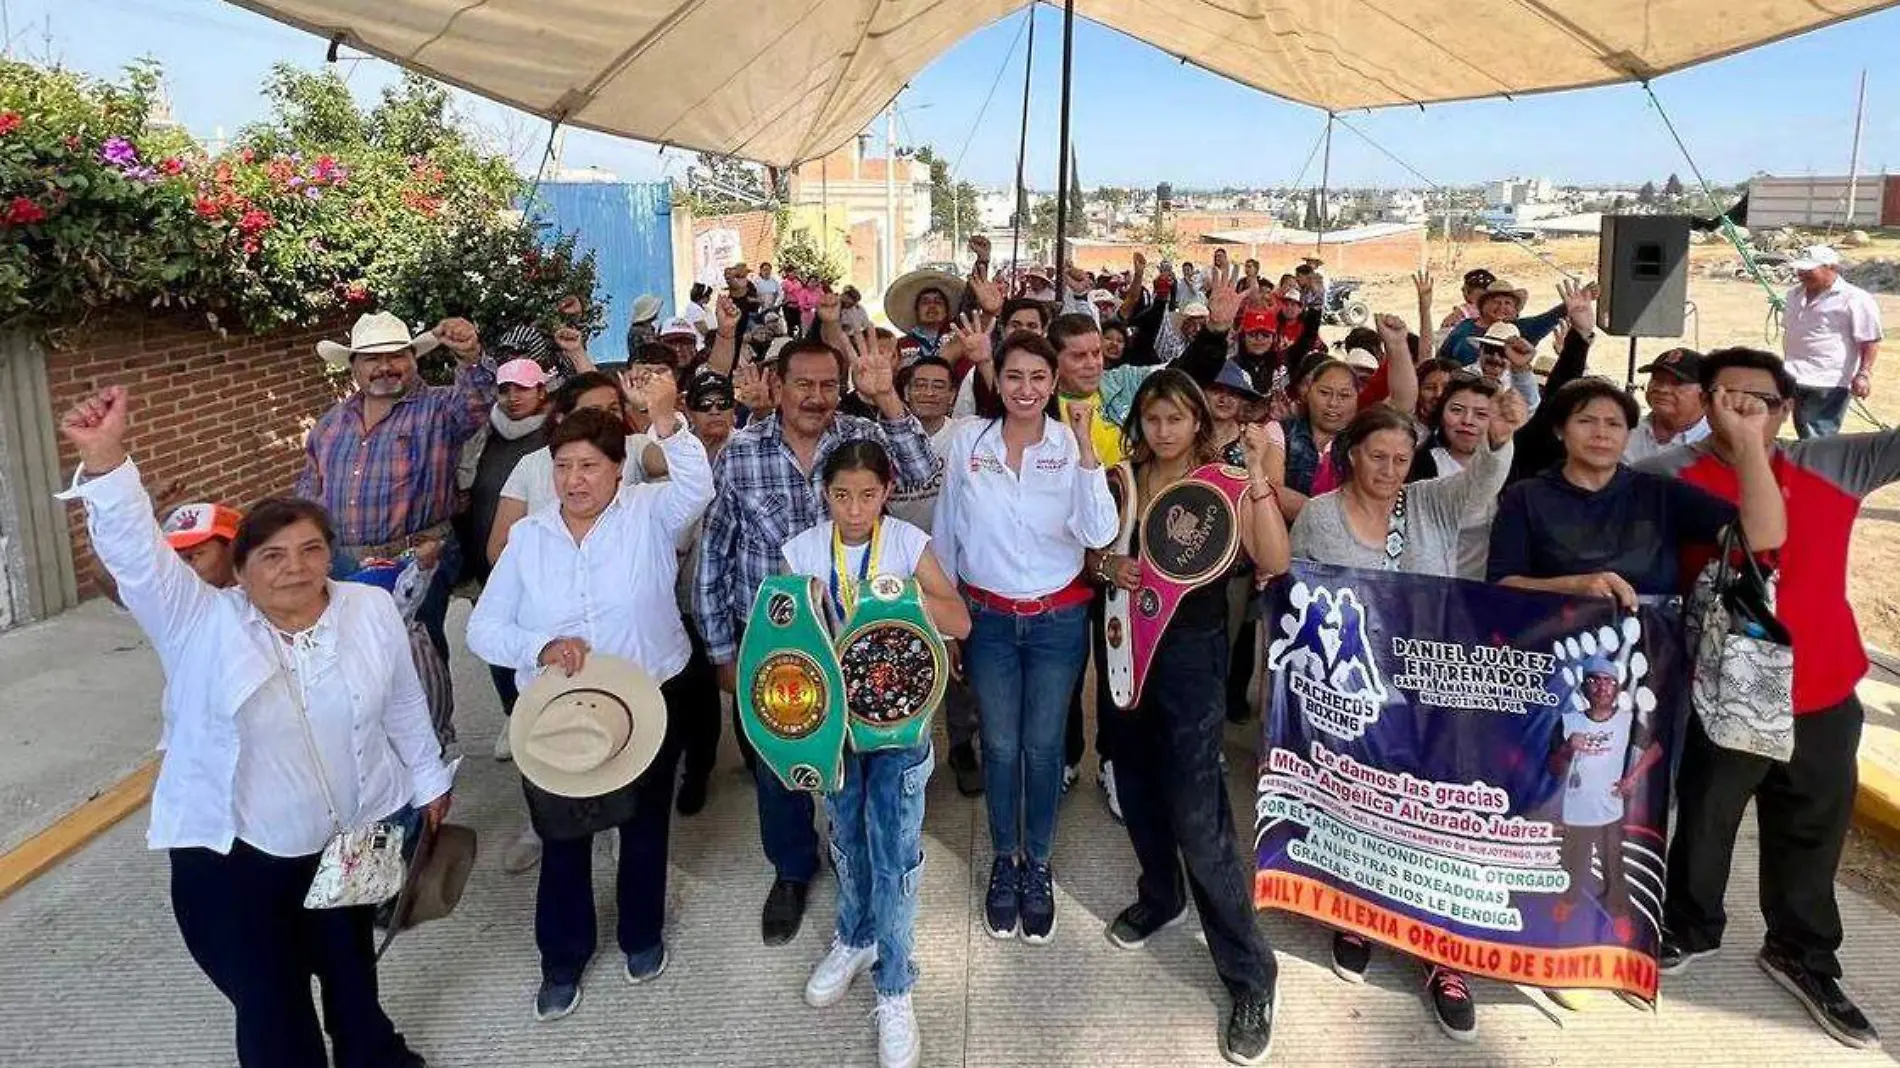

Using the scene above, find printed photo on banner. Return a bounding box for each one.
[1253,562,1688,1001]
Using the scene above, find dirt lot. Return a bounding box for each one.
[1349,235,1900,655]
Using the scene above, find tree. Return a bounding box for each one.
[1638,180,1658,205]
[683,151,768,215]
[949,180,981,239]
[1663,172,1685,199]
[244,65,366,151]
[367,74,460,158]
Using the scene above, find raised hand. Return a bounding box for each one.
[60,385,132,473]
[435,317,482,362]
[1707,385,1770,451]
[1506,337,1535,371]
[716,294,743,337]
[639,367,678,427]
[1065,263,1092,296]
[1065,399,1100,468]
[553,325,586,356]
[1206,265,1243,333]
[732,359,771,411]
[967,234,991,264]
[1559,279,1597,335]
[967,264,1003,316]
[556,295,585,318]
[816,291,842,326]
[1131,251,1148,279]
[951,311,992,369]
[1241,420,1286,485]
[852,329,897,403]
[1488,388,1529,445]
[1374,312,1409,350]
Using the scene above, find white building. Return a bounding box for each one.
[1375,190,1428,224]
[1486,176,1556,208]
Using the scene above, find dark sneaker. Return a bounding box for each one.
[1222,989,1275,1065]
[675,773,709,816]
[1427,966,1477,1042]
[1331,931,1372,983]
[1758,949,1882,1050]
[1019,860,1057,944]
[1657,933,1718,975]
[1106,899,1186,950]
[761,878,810,946]
[984,856,1021,939]
[534,977,582,1022]
[624,943,668,985]
[949,742,984,798]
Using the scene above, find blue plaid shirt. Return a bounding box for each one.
[693,409,934,663]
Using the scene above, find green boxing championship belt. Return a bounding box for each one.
[836,575,948,753]
[737,575,848,793]
[1127,462,1248,707]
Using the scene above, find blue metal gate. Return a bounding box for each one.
[526,181,673,362]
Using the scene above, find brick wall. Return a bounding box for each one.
[691,210,780,268]
[47,314,349,599]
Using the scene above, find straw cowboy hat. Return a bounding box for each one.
[316,312,439,371]
[884,269,966,334]
[1476,279,1530,311]
[510,654,668,800]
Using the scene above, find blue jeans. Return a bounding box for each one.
[1793,385,1851,439]
[964,601,1090,863]
[826,743,934,996]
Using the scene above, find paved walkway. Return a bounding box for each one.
[2,603,1897,1067]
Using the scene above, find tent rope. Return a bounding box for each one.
[1332,114,1579,282]
[1641,81,1784,329]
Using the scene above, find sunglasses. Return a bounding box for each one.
[1715,387,1786,412]
[691,396,736,412]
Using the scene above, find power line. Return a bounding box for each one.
[949,7,1033,178]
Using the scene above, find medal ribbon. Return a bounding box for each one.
[830,520,884,621]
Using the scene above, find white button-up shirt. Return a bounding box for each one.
[932,416,1120,599]
[1783,277,1883,389]
[468,418,713,690]
[1623,413,1710,464]
[58,459,456,855]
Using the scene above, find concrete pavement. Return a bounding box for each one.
[1,602,1897,1067]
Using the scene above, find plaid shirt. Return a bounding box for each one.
[694,409,933,664]
[295,362,496,548]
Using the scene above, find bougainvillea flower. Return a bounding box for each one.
[99,137,139,167]
[194,196,222,219]
[158,157,186,176]
[0,112,21,136]
[237,209,274,236]
[5,197,47,226]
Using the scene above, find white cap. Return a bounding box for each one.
[1789,245,1841,271]
[1088,288,1116,306]
[659,317,698,339]
[1472,321,1523,348]
[1343,347,1381,372]
[1178,301,1210,319]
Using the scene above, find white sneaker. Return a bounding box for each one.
[1100,761,1123,824]
[1060,763,1079,794]
[493,727,512,762]
[805,938,878,1007]
[503,825,542,874]
[874,991,921,1068]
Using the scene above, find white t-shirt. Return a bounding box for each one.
[781,518,933,612]
[1561,706,1634,827]
[1782,277,1884,389]
[883,418,966,533]
[1623,414,1710,464]
[499,435,648,513]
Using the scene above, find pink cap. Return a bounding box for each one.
[497,358,548,389]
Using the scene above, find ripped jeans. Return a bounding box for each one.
[825,743,934,997]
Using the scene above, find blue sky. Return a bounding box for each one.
[10,0,1899,191]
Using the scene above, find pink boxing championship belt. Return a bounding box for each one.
[1101,463,1140,710]
[1125,462,1248,707]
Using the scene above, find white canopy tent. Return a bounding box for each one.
[222,0,1896,169]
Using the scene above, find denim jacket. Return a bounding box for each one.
[1281,416,1348,497]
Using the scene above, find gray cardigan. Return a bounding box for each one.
[1290,439,1513,579]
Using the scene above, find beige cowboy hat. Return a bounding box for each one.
[884,269,966,334]
[1471,321,1525,349]
[375,821,477,960]
[317,312,440,371]
[1475,279,1530,311]
[510,654,668,798]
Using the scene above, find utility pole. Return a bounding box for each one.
[885,105,898,290]
[1845,69,1868,226]
[1052,0,1077,273]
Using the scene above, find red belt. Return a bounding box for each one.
[961,576,1094,616]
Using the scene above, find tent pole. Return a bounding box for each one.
[1009,6,1037,281]
[1053,0,1077,273]
[1315,111,1334,256]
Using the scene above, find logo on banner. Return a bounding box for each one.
[1267,581,1388,740]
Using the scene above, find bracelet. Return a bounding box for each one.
[1246,481,1279,503]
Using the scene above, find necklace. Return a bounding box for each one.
[829,520,884,621]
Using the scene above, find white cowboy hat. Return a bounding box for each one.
[884,269,966,334]
[1472,321,1524,348]
[509,654,668,799]
[316,312,440,371]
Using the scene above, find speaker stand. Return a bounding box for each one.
[1624,336,1639,394]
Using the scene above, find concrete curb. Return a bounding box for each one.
[0,756,157,903]
[1855,677,1900,850]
